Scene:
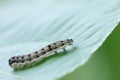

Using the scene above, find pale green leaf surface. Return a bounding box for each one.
[0,0,120,80]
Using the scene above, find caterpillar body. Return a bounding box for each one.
[8,39,73,70]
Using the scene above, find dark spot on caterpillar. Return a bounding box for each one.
[41,51,46,55]
[53,43,56,45]
[28,54,31,57]
[15,59,19,63]
[47,45,53,51]
[61,43,64,46]
[12,60,16,63]
[28,58,32,61]
[35,51,38,54]
[60,41,64,46]
[21,59,24,63]
[49,48,52,51]
[16,56,19,59]
[11,56,16,59]
[60,41,64,42]
[9,59,11,62]
[8,59,12,66]
[41,48,44,50]
[9,59,15,66]
[35,54,39,58]
[21,56,24,58]
[48,45,51,48]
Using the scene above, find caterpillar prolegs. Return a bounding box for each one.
[8,39,73,70]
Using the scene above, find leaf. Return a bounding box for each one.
[61,24,120,80]
[0,0,120,80]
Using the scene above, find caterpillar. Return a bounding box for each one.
[8,39,73,70]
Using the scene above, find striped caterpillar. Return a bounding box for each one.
[8,39,73,70]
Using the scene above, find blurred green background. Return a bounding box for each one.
[61,24,120,80]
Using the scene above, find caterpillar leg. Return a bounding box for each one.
[55,51,57,54]
[63,48,66,51]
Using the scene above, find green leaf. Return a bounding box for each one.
[0,0,120,80]
[61,24,120,80]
